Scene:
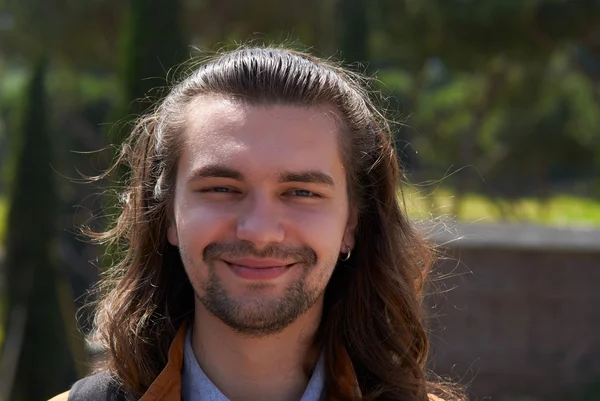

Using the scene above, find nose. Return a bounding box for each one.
[236,192,285,248]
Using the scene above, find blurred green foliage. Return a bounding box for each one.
[405,188,600,227]
[1,57,79,401]
[1,0,598,204]
[0,196,6,243]
[573,376,600,401]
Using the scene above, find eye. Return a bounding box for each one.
[289,189,319,198]
[198,187,235,193]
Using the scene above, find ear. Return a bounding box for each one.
[341,207,358,252]
[167,222,179,246]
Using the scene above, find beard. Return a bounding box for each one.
[180,240,335,337]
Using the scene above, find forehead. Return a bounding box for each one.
[179,96,346,181]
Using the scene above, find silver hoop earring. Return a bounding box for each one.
[339,244,352,261]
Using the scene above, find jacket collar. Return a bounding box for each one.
[139,322,362,400]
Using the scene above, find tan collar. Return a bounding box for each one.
[140,322,362,400]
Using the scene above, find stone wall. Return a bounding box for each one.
[426,223,600,400]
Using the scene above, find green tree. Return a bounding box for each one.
[4,0,125,69]
[0,58,80,401]
[337,0,369,64]
[108,0,188,181]
[371,0,600,208]
[118,0,188,121]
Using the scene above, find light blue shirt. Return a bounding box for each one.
[181,328,326,401]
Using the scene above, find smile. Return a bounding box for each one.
[222,258,297,280]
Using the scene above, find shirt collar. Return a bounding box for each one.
[140,322,362,401]
[181,326,327,401]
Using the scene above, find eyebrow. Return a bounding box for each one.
[187,164,336,187]
[278,170,335,187]
[188,165,244,181]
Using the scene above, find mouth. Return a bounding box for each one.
[222,258,297,280]
[222,258,297,269]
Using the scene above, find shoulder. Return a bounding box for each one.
[428,394,445,401]
[47,371,128,401]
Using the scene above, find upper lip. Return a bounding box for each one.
[223,258,295,268]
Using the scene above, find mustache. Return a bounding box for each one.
[203,241,317,266]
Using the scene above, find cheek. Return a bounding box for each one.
[173,199,235,285]
[175,198,235,243]
[288,205,348,253]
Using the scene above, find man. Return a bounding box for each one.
[51,47,459,401]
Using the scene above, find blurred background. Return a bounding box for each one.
[0,0,599,400]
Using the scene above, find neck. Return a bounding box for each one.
[191,299,323,401]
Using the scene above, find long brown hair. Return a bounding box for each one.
[89,47,463,400]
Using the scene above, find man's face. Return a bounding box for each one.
[168,97,356,336]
